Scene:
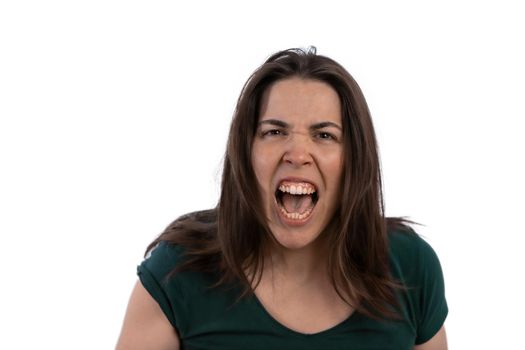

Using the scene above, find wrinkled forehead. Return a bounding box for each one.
[257,78,342,126]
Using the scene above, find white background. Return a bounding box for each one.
[1,1,524,349]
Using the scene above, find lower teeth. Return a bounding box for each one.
[279,206,313,220]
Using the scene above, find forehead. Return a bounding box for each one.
[259,78,342,124]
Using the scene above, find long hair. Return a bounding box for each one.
[147,47,417,320]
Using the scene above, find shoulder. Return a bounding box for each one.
[388,228,431,254]
[137,239,219,334]
[387,229,442,279]
[387,229,448,345]
[140,241,185,277]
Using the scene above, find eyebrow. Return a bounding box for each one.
[258,119,342,131]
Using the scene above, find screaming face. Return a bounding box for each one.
[276,181,318,222]
[251,78,344,251]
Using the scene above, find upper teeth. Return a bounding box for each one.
[278,183,316,195]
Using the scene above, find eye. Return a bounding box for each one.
[316,131,337,141]
[262,129,286,137]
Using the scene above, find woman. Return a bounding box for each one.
[117,47,448,349]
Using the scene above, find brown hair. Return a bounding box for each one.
[147,47,417,320]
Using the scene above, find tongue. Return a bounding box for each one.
[282,193,313,214]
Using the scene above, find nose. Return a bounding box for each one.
[282,132,313,167]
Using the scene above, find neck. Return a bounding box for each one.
[265,236,329,284]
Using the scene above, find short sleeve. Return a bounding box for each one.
[137,242,186,331]
[415,238,448,344]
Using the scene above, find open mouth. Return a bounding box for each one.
[274,181,319,221]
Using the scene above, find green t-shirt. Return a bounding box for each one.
[137,230,447,349]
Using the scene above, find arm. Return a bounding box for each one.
[414,326,447,350]
[116,280,180,350]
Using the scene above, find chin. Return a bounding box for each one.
[268,225,324,251]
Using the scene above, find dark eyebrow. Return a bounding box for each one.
[257,119,289,128]
[258,119,342,130]
[310,121,342,131]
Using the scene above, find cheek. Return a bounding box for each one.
[251,145,273,192]
[322,151,344,193]
[324,150,344,174]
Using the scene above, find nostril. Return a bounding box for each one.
[283,151,313,166]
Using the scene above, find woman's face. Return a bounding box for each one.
[251,78,344,251]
